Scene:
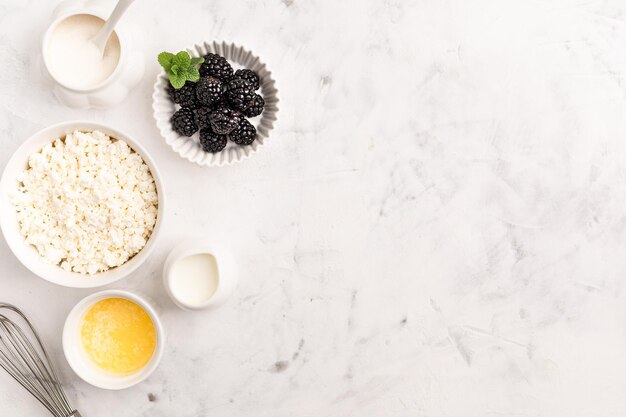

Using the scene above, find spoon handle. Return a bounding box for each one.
[92,0,136,52]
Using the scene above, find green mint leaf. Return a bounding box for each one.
[186,67,200,82]
[157,52,175,72]
[169,72,186,89]
[176,65,190,79]
[159,50,203,89]
[174,51,191,67]
[190,57,204,67]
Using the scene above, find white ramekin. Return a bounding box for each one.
[40,0,145,109]
[163,239,237,310]
[0,121,165,288]
[152,40,279,167]
[62,290,165,390]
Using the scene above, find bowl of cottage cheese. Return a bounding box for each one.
[0,121,164,288]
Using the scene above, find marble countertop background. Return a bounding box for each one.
[2,0,626,416]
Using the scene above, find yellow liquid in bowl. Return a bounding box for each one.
[81,298,156,375]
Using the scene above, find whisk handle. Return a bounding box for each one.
[69,411,82,417]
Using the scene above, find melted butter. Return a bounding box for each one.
[81,298,156,375]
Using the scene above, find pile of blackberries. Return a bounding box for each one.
[169,53,265,153]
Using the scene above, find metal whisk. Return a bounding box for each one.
[0,303,81,417]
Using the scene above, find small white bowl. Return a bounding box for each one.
[62,289,164,390]
[40,1,145,109]
[0,121,165,288]
[152,41,279,167]
[163,239,237,310]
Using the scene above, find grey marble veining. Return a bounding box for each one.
[2,0,626,416]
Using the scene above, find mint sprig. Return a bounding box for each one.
[158,51,204,89]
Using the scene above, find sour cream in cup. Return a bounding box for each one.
[44,14,121,91]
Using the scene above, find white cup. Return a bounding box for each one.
[163,240,237,311]
[40,0,144,108]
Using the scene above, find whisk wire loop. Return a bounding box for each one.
[0,303,79,417]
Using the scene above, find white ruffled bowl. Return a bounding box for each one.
[152,41,279,167]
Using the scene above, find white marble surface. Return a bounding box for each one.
[2,0,626,415]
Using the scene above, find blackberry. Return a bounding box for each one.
[209,105,242,135]
[225,78,255,112]
[243,94,265,117]
[195,76,223,107]
[234,69,260,90]
[171,107,198,136]
[199,53,234,81]
[168,81,197,108]
[230,119,257,145]
[199,128,227,153]
[194,107,213,129]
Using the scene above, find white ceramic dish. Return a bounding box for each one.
[40,0,144,109]
[0,121,164,288]
[62,290,164,390]
[163,239,237,310]
[152,41,279,167]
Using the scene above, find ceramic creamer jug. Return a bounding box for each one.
[41,0,144,109]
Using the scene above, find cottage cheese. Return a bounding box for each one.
[12,130,158,275]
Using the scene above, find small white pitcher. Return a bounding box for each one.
[41,0,144,109]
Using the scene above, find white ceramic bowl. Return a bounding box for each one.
[163,239,237,310]
[0,121,165,288]
[152,41,279,167]
[40,0,145,109]
[62,290,164,390]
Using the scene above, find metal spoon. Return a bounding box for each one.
[91,0,136,54]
